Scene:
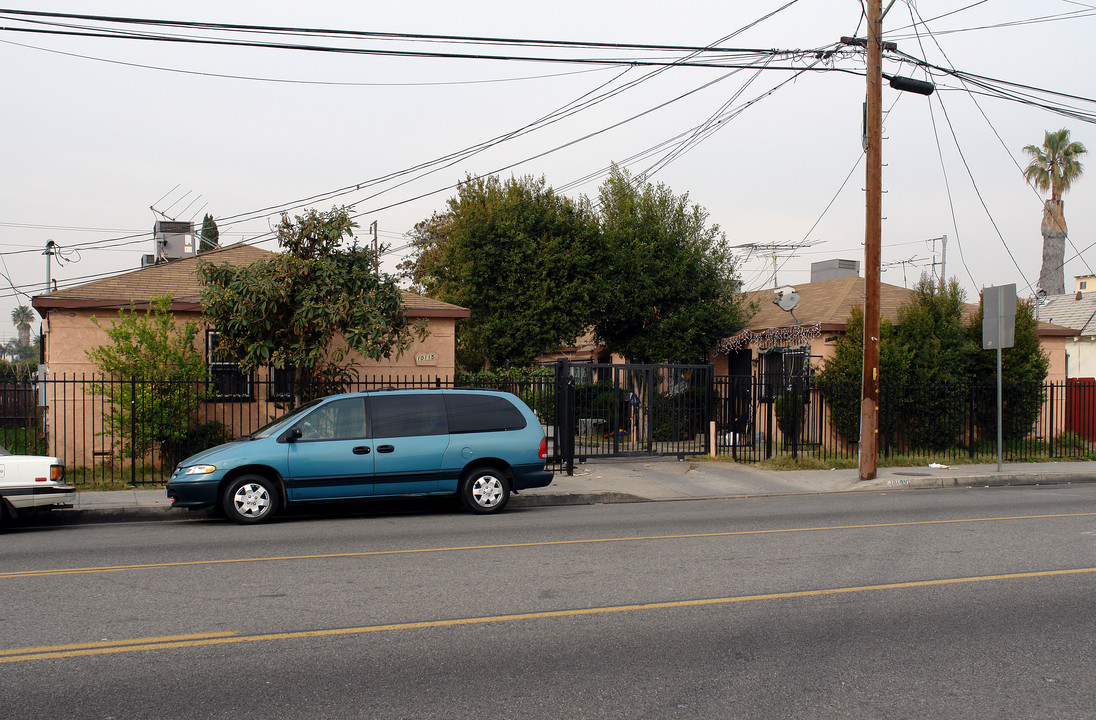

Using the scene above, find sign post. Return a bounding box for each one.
[982,284,1016,472]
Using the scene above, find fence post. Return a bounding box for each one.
[130,377,137,486]
[1048,382,1055,457]
[705,364,715,456]
[765,392,773,460]
[968,385,976,459]
[789,380,799,461]
[554,360,575,476]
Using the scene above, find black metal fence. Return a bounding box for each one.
[713,376,1096,465]
[2,369,1093,487]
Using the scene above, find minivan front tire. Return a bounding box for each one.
[461,467,510,514]
[223,475,280,524]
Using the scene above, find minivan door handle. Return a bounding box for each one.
[353,446,371,455]
[377,445,395,453]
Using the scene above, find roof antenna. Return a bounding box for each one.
[150,184,181,221]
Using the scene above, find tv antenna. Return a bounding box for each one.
[150,186,203,222]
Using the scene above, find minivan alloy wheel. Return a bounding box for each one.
[461,468,510,514]
[223,475,279,524]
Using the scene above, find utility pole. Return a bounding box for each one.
[43,240,57,294]
[859,0,883,481]
[928,234,948,285]
[369,220,379,274]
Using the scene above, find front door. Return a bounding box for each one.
[285,397,374,501]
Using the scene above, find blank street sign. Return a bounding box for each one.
[982,283,1016,350]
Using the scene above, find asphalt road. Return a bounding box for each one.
[3,485,1095,719]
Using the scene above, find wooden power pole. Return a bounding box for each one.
[859,0,883,481]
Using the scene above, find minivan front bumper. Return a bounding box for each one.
[165,477,221,509]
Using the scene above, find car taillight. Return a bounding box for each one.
[538,436,548,460]
[50,464,64,482]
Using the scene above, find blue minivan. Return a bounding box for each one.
[166,389,553,523]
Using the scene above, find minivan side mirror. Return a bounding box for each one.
[279,426,304,443]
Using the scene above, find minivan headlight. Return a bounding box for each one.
[184,465,217,475]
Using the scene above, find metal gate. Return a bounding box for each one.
[549,360,714,472]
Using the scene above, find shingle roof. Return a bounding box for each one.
[1038,292,1096,336]
[741,276,933,331]
[738,276,1075,337]
[31,243,469,318]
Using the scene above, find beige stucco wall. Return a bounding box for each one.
[1041,336,1069,384]
[40,308,460,469]
[1065,337,1096,378]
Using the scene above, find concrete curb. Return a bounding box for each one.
[19,507,196,526]
[8,461,1093,527]
[873,471,1096,490]
[512,491,647,507]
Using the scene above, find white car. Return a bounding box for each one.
[0,446,73,524]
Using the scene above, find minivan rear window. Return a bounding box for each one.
[445,394,527,433]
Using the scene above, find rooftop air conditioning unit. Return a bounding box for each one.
[141,253,157,268]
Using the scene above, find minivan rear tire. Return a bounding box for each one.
[461,467,510,514]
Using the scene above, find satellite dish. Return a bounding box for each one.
[774,291,800,312]
[773,287,801,325]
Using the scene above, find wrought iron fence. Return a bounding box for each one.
[0,372,1092,487]
[713,376,1096,465]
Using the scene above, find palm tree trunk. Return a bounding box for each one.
[1038,199,1067,295]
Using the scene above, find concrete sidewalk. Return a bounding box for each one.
[36,457,1096,525]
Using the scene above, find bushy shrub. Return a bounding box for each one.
[161,421,232,466]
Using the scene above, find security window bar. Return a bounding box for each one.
[207,330,252,400]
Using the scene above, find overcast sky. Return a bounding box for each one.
[3,0,1095,342]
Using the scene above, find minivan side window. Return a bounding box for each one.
[445,394,528,433]
[369,394,448,437]
[299,398,367,441]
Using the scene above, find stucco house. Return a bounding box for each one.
[1037,276,1096,442]
[711,271,1076,385]
[30,243,469,467]
[1038,275,1096,379]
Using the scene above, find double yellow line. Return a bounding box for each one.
[4,567,1095,664]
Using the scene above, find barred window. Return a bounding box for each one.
[270,365,296,401]
[759,347,808,402]
[207,330,252,400]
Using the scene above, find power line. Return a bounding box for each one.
[0,7,789,55]
[906,4,1093,289]
[0,37,623,88]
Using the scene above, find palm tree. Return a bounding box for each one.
[10,304,35,347]
[1023,128,1087,295]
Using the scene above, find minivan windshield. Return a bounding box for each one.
[250,398,325,439]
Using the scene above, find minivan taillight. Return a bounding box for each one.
[538,436,548,460]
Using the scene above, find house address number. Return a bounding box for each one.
[416,353,437,365]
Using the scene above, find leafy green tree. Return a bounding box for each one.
[199,213,220,253]
[86,294,208,461]
[815,305,902,443]
[888,277,976,450]
[198,207,424,405]
[401,175,601,370]
[1023,128,1086,295]
[1,336,38,377]
[591,166,748,363]
[399,211,452,298]
[11,304,35,347]
[967,294,1050,443]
